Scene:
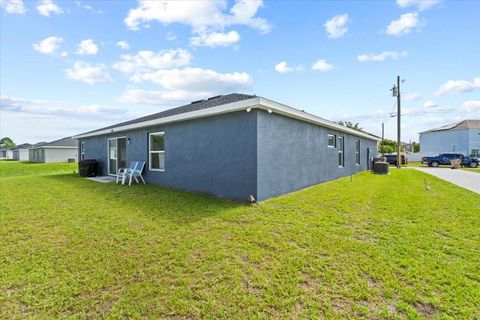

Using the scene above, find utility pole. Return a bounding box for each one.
[381,122,384,155]
[396,75,401,169]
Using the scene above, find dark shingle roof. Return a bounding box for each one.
[420,119,480,133]
[11,143,33,150]
[33,137,78,148]
[80,93,256,136]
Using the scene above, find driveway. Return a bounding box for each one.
[414,167,480,194]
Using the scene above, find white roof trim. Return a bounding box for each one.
[29,146,78,150]
[73,97,380,141]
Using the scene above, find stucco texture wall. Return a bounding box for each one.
[82,111,258,201]
[80,110,378,202]
[45,148,78,163]
[420,129,471,155]
[256,110,377,201]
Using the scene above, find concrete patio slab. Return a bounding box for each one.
[87,176,116,183]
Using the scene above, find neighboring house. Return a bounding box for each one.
[11,143,33,161]
[419,120,480,157]
[74,93,380,202]
[29,137,78,163]
[0,148,8,159]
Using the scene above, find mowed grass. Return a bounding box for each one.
[0,160,77,177]
[0,162,479,319]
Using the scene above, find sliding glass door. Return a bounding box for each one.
[108,137,126,175]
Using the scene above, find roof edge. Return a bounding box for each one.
[74,97,380,141]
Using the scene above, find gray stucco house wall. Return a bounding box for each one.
[256,110,377,200]
[76,94,379,202]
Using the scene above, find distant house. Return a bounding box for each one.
[74,93,380,202]
[11,143,33,161]
[419,120,480,157]
[29,137,78,163]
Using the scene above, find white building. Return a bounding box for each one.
[29,137,78,163]
[419,120,480,156]
[11,143,33,161]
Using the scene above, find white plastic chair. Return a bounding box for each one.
[127,160,146,185]
[116,161,137,185]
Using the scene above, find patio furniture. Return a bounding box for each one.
[128,160,146,185]
[115,161,137,185]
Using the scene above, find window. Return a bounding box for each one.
[471,149,480,157]
[149,132,165,171]
[80,142,85,161]
[338,136,344,167]
[355,139,360,165]
[328,134,336,148]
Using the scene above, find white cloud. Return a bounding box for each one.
[76,39,98,55]
[1,0,25,14]
[124,0,271,43]
[324,14,349,39]
[396,0,441,11]
[118,89,211,105]
[274,61,303,73]
[403,92,421,101]
[191,30,240,47]
[129,67,251,93]
[75,0,101,13]
[166,32,176,41]
[113,49,192,74]
[423,100,438,109]
[357,51,409,62]
[461,100,480,112]
[32,36,63,55]
[36,0,63,17]
[311,59,333,72]
[435,77,480,95]
[386,12,423,36]
[116,40,130,50]
[0,95,127,119]
[60,51,68,57]
[64,61,112,85]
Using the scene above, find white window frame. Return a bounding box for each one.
[107,136,126,176]
[149,131,165,171]
[471,149,480,157]
[80,142,85,161]
[338,136,344,167]
[355,139,361,165]
[327,134,336,148]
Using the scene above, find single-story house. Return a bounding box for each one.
[29,137,78,163]
[0,148,9,159]
[419,119,480,157]
[74,93,380,202]
[11,143,33,161]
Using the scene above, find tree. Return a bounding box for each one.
[0,137,15,148]
[412,141,420,153]
[336,121,363,131]
[378,139,397,154]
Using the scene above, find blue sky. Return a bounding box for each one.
[1,0,479,144]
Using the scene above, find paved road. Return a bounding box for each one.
[414,167,480,194]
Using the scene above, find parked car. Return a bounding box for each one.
[423,153,479,168]
[382,154,407,165]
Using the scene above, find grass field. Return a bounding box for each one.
[1,162,479,319]
[0,160,77,177]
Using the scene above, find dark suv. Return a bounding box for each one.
[382,154,407,165]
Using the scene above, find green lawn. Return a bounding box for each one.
[0,160,77,177]
[1,162,479,319]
